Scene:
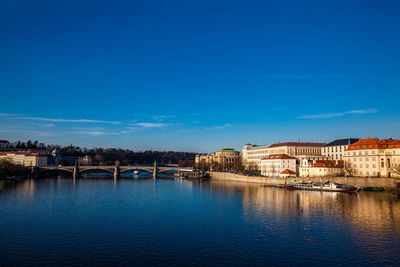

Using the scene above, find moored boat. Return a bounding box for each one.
[286,181,360,193]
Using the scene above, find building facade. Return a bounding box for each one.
[260,154,297,177]
[267,141,326,157]
[322,138,360,160]
[242,141,326,170]
[24,153,49,167]
[241,144,270,169]
[196,148,241,169]
[343,137,400,178]
[299,159,344,177]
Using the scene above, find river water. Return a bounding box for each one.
[1,176,400,266]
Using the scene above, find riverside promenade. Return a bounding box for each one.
[210,172,400,189]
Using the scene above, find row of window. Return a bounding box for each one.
[353,164,377,169]
[355,170,377,176]
[352,157,376,161]
[323,145,347,153]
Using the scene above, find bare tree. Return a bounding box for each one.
[392,162,400,176]
[344,162,355,176]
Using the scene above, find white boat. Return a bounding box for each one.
[134,170,140,175]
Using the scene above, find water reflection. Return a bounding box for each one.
[0,178,399,265]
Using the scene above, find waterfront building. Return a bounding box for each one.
[0,140,10,150]
[343,137,400,177]
[299,159,344,177]
[322,138,360,160]
[196,148,241,169]
[241,144,270,169]
[242,141,326,170]
[260,154,297,177]
[267,140,326,157]
[24,153,49,167]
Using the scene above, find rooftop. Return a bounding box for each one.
[281,169,296,175]
[261,154,297,160]
[324,138,360,147]
[268,141,326,148]
[347,137,400,150]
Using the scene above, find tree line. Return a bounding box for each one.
[9,140,196,167]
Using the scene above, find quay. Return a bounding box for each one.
[209,172,400,190]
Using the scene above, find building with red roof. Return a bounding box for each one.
[299,159,344,177]
[260,154,297,177]
[343,137,400,177]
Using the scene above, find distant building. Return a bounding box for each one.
[299,159,344,177]
[343,137,400,177]
[196,148,240,168]
[242,141,326,170]
[241,144,270,170]
[322,138,360,160]
[24,153,49,167]
[260,154,297,177]
[0,140,10,150]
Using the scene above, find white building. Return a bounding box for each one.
[24,153,48,167]
[322,138,360,160]
[241,144,270,170]
[343,137,400,178]
[242,141,326,170]
[260,154,297,177]
[299,159,344,177]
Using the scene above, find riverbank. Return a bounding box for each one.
[209,172,400,189]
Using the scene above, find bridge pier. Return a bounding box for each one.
[114,165,120,180]
[153,161,158,180]
[73,165,79,179]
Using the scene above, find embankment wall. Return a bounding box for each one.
[209,172,400,189]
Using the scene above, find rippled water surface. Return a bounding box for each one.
[1,177,400,266]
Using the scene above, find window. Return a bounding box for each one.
[360,171,363,175]
[358,151,362,155]
[359,164,362,168]
[373,164,376,168]
[366,164,369,168]
[372,151,376,154]
[393,150,396,155]
[372,157,376,161]
[366,171,369,175]
[359,158,362,161]
[353,152,356,155]
[373,171,376,176]
[353,164,357,168]
[365,151,368,155]
[366,157,369,161]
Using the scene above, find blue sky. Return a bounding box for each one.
[1,0,399,152]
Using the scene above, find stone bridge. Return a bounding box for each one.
[37,161,181,179]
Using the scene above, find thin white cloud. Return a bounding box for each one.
[296,108,378,119]
[0,113,17,116]
[152,115,175,121]
[206,124,233,130]
[131,122,168,128]
[16,117,121,124]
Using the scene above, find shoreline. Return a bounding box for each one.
[209,172,400,189]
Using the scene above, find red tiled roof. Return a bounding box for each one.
[346,137,400,150]
[280,169,296,174]
[308,160,344,168]
[0,152,8,156]
[268,142,325,148]
[261,154,297,160]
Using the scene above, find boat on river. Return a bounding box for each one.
[286,181,360,193]
[174,169,210,180]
